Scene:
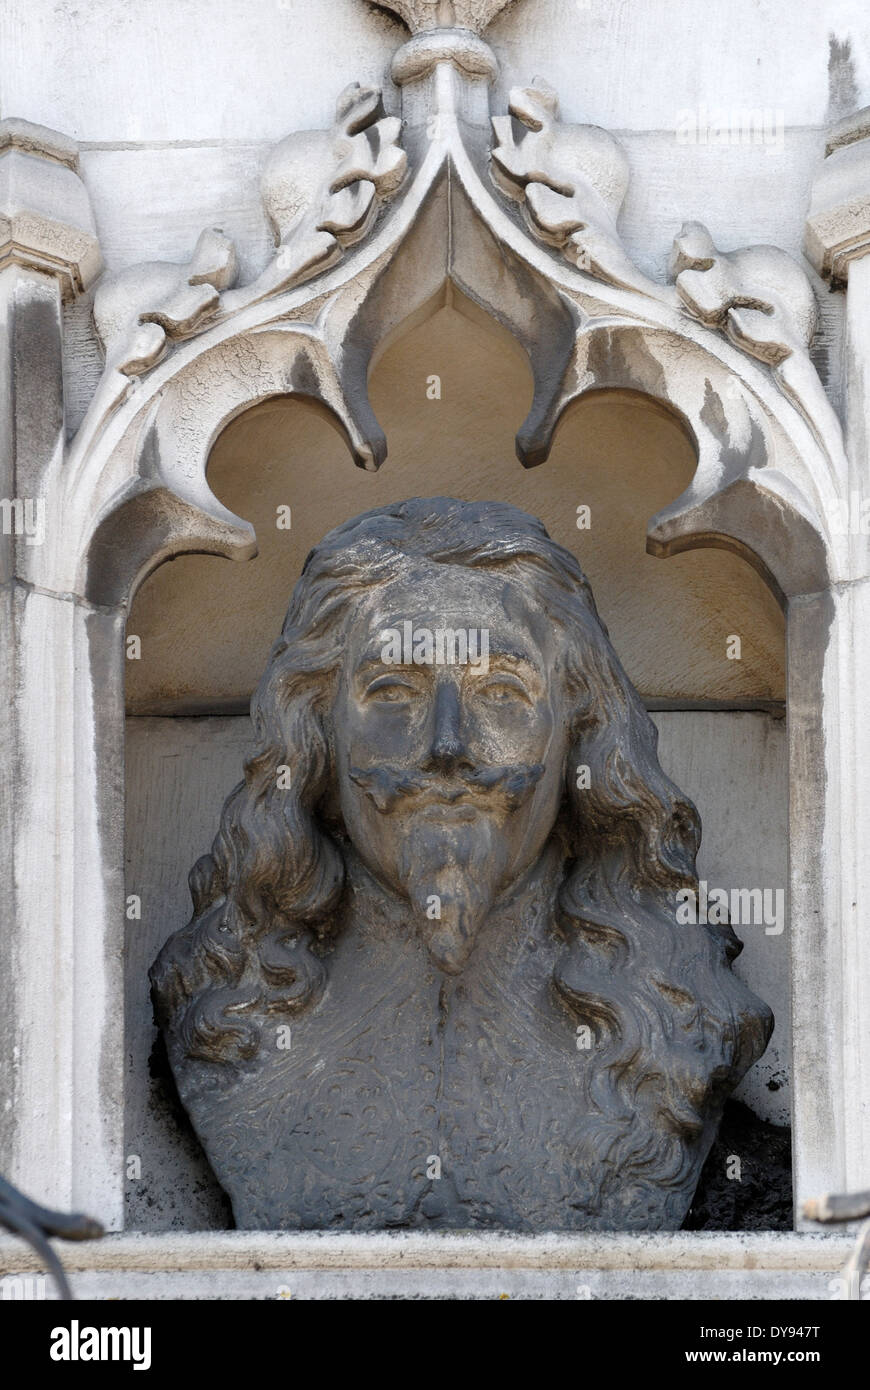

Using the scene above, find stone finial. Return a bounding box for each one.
[805,106,870,284]
[0,118,102,298]
[375,0,516,33]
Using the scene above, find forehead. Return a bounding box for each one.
[347,562,554,663]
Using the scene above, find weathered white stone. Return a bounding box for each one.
[56,130,844,437]
[0,0,402,145]
[790,119,870,1217]
[2,1,867,143]
[0,588,126,1226]
[806,107,870,281]
[0,1230,854,1300]
[0,119,102,296]
[0,124,121,1228]
[124,317,788,712]
[2,0,869,1270]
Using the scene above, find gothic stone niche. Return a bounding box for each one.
[151,497,772,1231]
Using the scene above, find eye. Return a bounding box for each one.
[473,674,532,705]
[363,674,420,702]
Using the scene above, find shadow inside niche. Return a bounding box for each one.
[142,1031,235,1230]
[683,1099,793,1230]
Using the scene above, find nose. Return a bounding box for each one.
[421,677,471,773]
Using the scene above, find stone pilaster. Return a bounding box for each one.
[0,121,122,1229]
[794,110,870,1216]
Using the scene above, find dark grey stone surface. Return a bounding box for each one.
[151,498,772,1231]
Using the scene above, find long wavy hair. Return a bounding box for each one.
[151,497,772,1204]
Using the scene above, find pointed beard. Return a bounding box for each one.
[398,815,509,974]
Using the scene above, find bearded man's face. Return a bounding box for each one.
[331,562,571,973]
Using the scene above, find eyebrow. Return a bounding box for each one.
[352,658,428,685]
[352,650,541,676]
[478,650,538,669]
[354,652,421,671]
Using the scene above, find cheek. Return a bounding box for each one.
[471,701,555,761]
[334,682,391,748]
[341,700,430,762]
[526,712,571,814]
[338,776,369,835]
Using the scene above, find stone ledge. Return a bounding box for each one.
[0,1232,856,1299]
[0,1229,854,1271]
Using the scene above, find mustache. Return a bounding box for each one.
[348,762,545,814]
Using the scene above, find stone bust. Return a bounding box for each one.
[151,497,772,1231]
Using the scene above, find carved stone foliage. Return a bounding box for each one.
[671,221,818,365]
[482,73,839,481]
[151,499,772,1232]
[0,0,864,1263]
[91,83,406,386]
[490,80,644,293]
[65,1,844,612]
[223,83,407,314]
[669,221,826,438]
[3,0,864,1250]
[93,229,238,378]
